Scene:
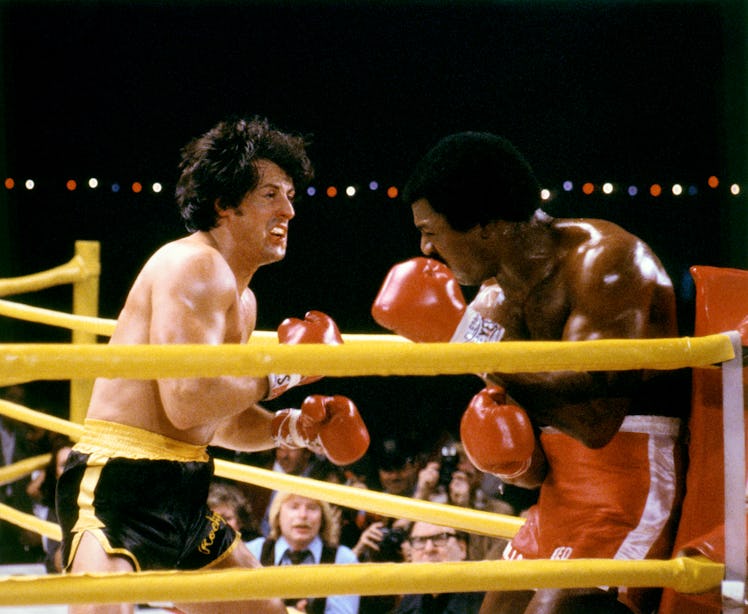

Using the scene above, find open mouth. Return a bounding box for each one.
[269,224,287,238]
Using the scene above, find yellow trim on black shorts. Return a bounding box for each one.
[74,418,210,462]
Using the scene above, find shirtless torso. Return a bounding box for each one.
[60,157,297,614]
[87,235,262,445]
[411,201,682,448]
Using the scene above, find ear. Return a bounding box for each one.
[214,198,229,218]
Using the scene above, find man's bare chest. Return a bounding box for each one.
[486,282,570,341]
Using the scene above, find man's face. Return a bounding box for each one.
[213,502,240,533]
[411,198,492,286]
[378,461,417,495]
[279,495,322,550]
[408,521,465,563]
[220,159,296,268]
[275,445,311,475]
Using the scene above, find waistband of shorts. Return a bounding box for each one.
[74,419,210,462]
[541,415,682,437]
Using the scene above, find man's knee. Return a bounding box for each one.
[69,531,135,574]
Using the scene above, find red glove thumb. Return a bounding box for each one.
[460,386,535,479]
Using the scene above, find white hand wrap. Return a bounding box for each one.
[265,373,305,400]
[272,409,324,454]
[450,305,506,343]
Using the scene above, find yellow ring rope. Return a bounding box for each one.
[0,557,724,606]
[0,246,734,606]
[0,386,729,604]
[0,453,51,487]
[0,297,409,343]
[0,334,733,383]
[0,254,98,298]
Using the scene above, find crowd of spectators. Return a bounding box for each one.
[211,433,536,613]
[0,384,532,613]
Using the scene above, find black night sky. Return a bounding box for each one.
[0,0,745,446]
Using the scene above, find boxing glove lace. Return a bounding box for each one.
[265,310,343,400]
[272,394,370,465]
[372,257,504,343]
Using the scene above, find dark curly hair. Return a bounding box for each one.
[175,116,314,232]
[402,132,541,231]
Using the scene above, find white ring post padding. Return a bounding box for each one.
[721,330,747,609]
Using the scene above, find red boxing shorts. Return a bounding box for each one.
[504,415,684,562]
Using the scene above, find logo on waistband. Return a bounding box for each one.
[198,510,224,555]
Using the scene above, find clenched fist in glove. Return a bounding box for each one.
[460,386,535,479]
[271,394,370,465]
[372,257,504,343]
[265,310,343,400]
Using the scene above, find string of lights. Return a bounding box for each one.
[2,176,743,199]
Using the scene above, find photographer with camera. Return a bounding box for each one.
[412,441,516,561]
[338,441,414,564]
[343,438,422,613]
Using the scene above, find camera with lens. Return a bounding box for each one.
[438,444,459,488]
[360,525,408,562]
[378,526,407,561]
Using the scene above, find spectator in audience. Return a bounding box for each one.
[246,491,359,614]
[207,481,261,542]
[394,520,483,614]
[260,445,324,536]
[0,384,47,565]
[412,440,517,561]
[30,434,73,573]
[373,438,420,498]
[350,440,422,614]
[353,438,421,563]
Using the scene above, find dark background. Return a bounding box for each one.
[0,0,745,451]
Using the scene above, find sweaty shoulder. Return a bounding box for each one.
[555,218,671,288]
[113,238,237,344]
[136,238,237,302]
[553,218,676,339]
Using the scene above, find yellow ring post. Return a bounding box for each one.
[70,240,100,423]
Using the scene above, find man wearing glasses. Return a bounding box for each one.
[395,521,484,613]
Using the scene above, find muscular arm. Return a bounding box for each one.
[490,232,677,449]
[486,371,636,448]
[210,404,276,452]
[149,246,270,432]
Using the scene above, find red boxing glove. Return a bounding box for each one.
[372,258,504,343]
[277,310,343,345]
[265,310,343,400]
[272,394,370,465]
[460,386,535,479]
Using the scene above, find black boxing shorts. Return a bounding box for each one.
[57,419,239,572]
